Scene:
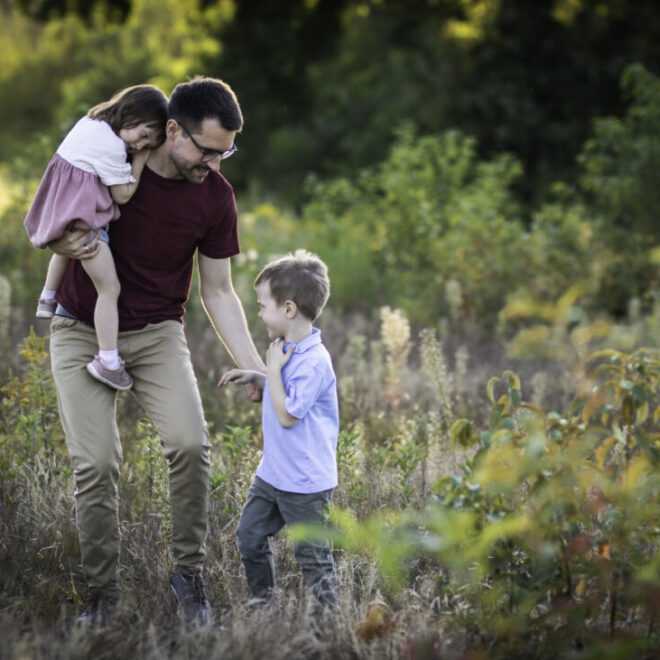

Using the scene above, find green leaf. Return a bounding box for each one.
[498,416,517,431]
[632,383,648,404]
[511,388,522,407]
[450,418,478,449]
[490,403,505,430]
[503,370,521,391]
[636,401,650,426]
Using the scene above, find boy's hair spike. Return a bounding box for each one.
[255,249,330,321]
[88,84,168,144]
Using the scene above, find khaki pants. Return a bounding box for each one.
[49,316,211,594]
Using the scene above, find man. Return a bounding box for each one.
[48,77,264,627]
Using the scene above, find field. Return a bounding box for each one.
[2,11,660,654]
[2,299,660,659]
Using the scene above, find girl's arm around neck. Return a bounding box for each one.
[109,149,151,205]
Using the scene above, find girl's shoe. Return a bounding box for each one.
[36,299,57,319]
[86,356,133,390]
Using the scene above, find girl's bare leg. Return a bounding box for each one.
[80,242,121,351]
[44,253,70,292]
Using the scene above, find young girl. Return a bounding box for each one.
[24,84,168,391]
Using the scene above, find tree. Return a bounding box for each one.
[13,0,130,22]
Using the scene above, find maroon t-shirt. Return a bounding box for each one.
[57,165,240,331]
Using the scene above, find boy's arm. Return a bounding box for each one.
[109,149,151,205]
[267,340,299,428]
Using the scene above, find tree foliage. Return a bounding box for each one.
[300,124,527,324]
[5,0,660,202]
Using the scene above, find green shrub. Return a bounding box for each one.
[301,125,529,326]
[328,347,660,655]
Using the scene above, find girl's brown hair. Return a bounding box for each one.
[88,84,168,142]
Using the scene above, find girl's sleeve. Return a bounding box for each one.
[92,144,136,187]
[58,118,136,186]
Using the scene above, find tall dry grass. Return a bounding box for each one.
[3,305,657,658]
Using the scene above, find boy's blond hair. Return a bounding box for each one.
[255,249,330,321]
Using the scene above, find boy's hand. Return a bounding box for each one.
[266,339,294,372]
[245,382,263,403]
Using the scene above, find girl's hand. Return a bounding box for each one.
[48,224,100,260]
[266,339,294,372]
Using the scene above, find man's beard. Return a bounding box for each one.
[170,151,211,184]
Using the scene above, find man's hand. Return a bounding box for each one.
[48,224,100,260]
[218,368,265,402]
[218,368,263,387]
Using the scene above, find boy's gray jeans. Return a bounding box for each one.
[236,476,337,609]
[50,316,211,596]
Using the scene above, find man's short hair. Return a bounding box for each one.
[168,76,243,133]
[255,249,330,322]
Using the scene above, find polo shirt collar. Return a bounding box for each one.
[283,327,321,354]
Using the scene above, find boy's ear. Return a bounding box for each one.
[284,300,298,318]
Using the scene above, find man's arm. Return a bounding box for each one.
[198,253,266,384]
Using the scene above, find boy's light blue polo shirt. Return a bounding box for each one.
[257,327,339,494]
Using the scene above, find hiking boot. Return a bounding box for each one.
[170,572,215,626]
[76,592,117,628]
[86,356,133,391]
[36,298,57,319]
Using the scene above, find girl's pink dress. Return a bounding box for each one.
[24,116,134,248]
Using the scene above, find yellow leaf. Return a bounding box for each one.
[595,438,616,468]
[571,320,612,347]
[587,348,626,363]
[487,377,500,404]
[582,393,605,425]
[557,282,589,315]
[575,577,586,597]
[500,299,554,323]
[654,406,660,425]
[623,455,651,491]
[520,403,546,419]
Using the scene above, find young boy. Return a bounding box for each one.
[218,249,339,613]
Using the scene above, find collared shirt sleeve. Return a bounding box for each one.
[284,363,327,420]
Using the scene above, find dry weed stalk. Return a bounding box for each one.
[380,306,411,407]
